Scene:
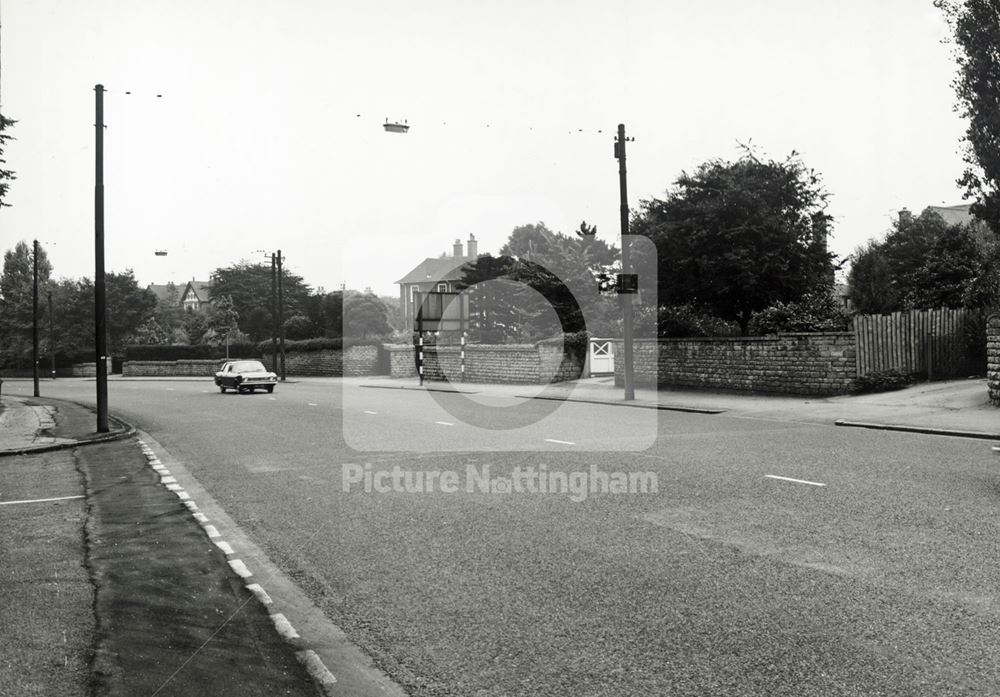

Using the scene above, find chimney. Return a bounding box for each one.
[898,208,912,226]
[467,234,478,258]
[453,239,463,257]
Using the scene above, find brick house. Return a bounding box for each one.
[395,235,481,328]
[147,279,213,312]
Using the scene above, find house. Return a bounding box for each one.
[395,234,480,328]
[147,278,213,312]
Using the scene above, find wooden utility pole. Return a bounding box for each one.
[32,239,39,397]
[615,123,635,401]
[94,84,109,432]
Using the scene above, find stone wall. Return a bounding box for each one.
[123,359,226,377]
[615,333,857,396]
[988,314,1000,407]
[71,358,114,377]
[260,345,380,377]
[388,342,583,384]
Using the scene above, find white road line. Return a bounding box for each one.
[364,410,378,415]
[166,388,175,391]
[271,613,300,640]
[203,525,221,539]
[246,583,273,605]
[435,421,454,426]
[307,402,318,407]
[765,474,827,487]
[228,559,253,579]
[296,649,337,687]
[0,494,84,506]
[268,397,277,401]
[544,438,576,445]
[214,540,235,555]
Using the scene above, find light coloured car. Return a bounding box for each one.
[215,360,278,394]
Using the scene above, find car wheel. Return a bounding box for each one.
[219,385,226,393]
[249,387,256,393]
[266,385,274,394]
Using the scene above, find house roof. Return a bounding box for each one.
[146,283,175,303]
[926,204,974,227]
[182,280,214,302]
[395,256,475,285]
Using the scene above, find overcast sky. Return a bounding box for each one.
[0,0,969,297]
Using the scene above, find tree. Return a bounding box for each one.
[632,149,836,334]
[343,292,392,339]
[847,240,897,314]
[204,294,240,345]
[0,112,15,206]
[210,262,311,342]
[153,282,186,339]
[283,315,315,340]
[0,241,52,365]
[937,0,1000,235]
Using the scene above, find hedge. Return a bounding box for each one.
[254,337,384,354]
[124,344,262,361]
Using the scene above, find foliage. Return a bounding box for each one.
[0,112,15,206]
[748,289,852,335]
[0,241,52,365]
[283,314,315,340]
[962,235,1000,310]
[847,240,897,314]
[343,292,392,339]
[654,304,741,338]
[182,311,208,344]
[129,318,171,345]
[123,343,261,361]
[204,294,239,344]
[252,337,383,354]
[851,369,916,394]
[849,209,986,312]
[459,223,620,342]
[937,0,1000,235]
[210,262,311,342]
[632,148,836,334]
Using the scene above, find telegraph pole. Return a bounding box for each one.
[32,239,39,397]
[615,123,635,401]
[270,253,278,373]
[48,289,55,379]
[277,249,286,381]
[94,84,109,432]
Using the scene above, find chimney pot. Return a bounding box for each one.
[453,239,463,257]
[467,234,478,258]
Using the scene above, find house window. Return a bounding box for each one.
[436,282,448,292]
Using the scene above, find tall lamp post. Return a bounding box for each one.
[32,239,39,397]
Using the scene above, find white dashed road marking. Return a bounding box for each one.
[435,421,454,426]
[0,495,85,506]
[765,474,827,487]
[364,410,378,415]
[544,438,575,445]
[307,402,318,407]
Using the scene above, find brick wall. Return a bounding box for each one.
[388,342,583,384]
[615,333,857,396]
[123,359,226,377]
[260,345,380,377]
[71,358,114,377]
[988,314,1000,407]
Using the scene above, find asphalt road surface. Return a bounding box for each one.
[12,377,1000,696]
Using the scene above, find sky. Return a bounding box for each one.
[0,0,971,297]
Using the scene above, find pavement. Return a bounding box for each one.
[0,376,997,696]
[0,395,322,697]
[355,374,1000,441]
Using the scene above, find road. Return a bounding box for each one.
[9,377,1000,696]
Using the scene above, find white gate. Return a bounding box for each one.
[589,338,615,375]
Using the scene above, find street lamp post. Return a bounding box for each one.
[277,249,286,381]
[94,84,109,432]
[48,289,55,379]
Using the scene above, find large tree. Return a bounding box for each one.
[937,0,1000,235]
[343,291,392,339]
[0,241,52,365]
[632,150,836,334]
[210,262,311,342]
[848,208,986,312]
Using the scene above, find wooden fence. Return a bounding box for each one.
[853,308,982,378]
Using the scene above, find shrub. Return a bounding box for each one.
[749,290,851,335]
[851,369,916,394]
[123,344,261,361]
[253,337,383,354]
[537,331,589,361]
[656,304,740,338]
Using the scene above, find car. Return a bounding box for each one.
[215,360,278,394]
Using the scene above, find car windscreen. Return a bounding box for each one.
[231,361,267,372]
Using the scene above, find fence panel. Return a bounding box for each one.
[853,307,980,379]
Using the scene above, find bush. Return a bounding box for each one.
[655,305,740,338]
[253,337,383,354]
[124,344,262,361]
[749,290,851,335]
[851,369,916,394]
[537,331,589,361]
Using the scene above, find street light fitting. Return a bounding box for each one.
[383,119,410,133]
